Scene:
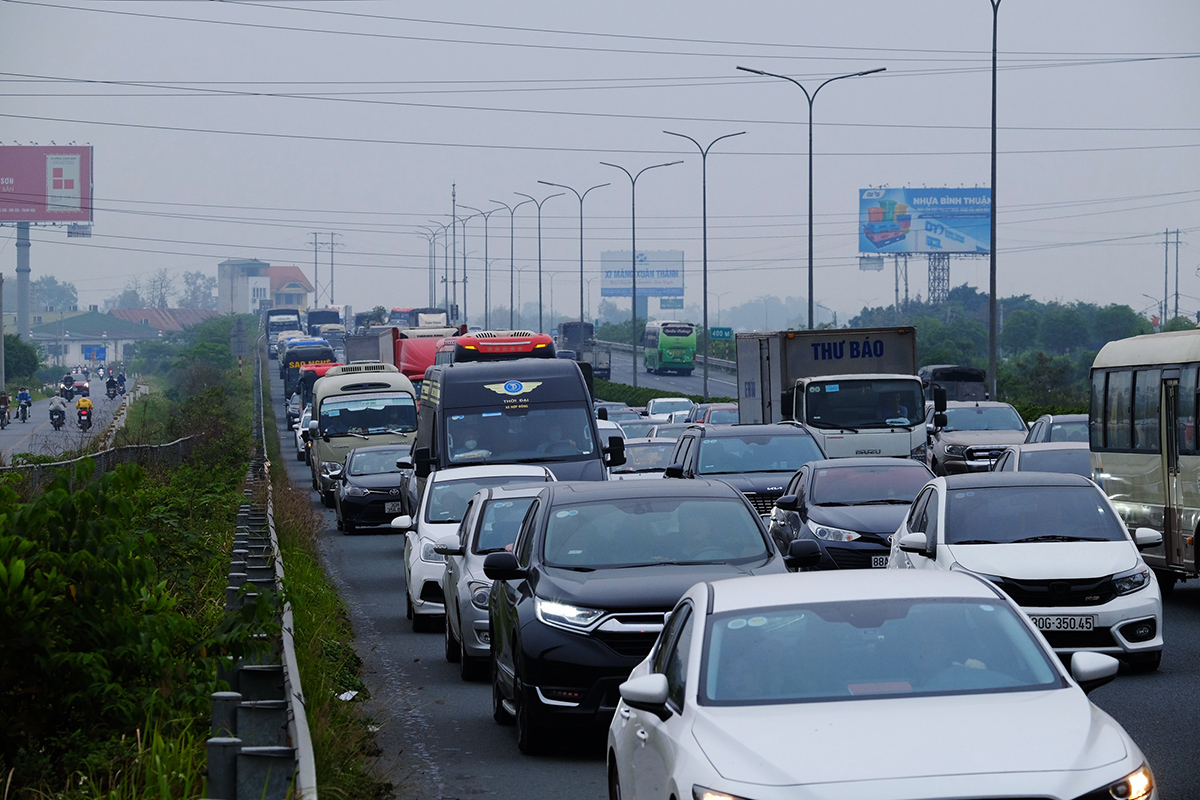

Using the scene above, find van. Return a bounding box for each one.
[412,358,624,492]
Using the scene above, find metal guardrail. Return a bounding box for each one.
[596,340,737,374]
[0,435,199,491]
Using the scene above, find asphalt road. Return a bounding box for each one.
[0,389,124,461]
[607,348,739,399]
[270,369,1200,799]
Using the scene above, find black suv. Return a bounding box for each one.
[484,480,815,754]
[664,423,826,514]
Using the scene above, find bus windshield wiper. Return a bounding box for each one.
[953,539,999,544]
[329,431,369,440]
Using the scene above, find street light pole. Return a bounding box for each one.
[427,220,451,313]
[736,65,885,330]
[490,198,534,329]
[462,205,501,329]
[515,191,565,334]
[538,180,610,328]
[516,266,530,329]
[664,130,745,401]
[601,160,683,390]
[988,0,1002,400]
[712,290,733,326]
[417,226,440,307]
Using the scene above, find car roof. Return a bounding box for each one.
[943,471,1093,490]
[1037,413,1088,423]
[623,437,675,445]
[543,478,742,502]
[706,569,1005,615]
[804,457,933,470]
[346,443,412,457]
[473,484,547,502]
[430,464,553,482]
[685,422,813,438]
[1008,442,1090,453]
[944,400,1017,409]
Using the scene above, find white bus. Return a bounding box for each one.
[1090,329,1200,592]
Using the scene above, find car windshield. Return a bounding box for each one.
[542,497,769,568]
[651,399,693,416]
[1047,420,1089,442]
[618,421,657,438]
[426,475,547,524]
[474,497,537,554]
[707,407,739,424]
[943,406,1026,432]
[649,425,688,441]
[944,485,1127,544]
[347,448,411,476]
[320,392,417,435]
[611,442,676,474]
[702,598,1062,706]
[805,379,924,430]
[697,434,823,475]
[810,464,932,505]
[1017,449,1092,478]
[446,404,597,464]
[607,409,642,423]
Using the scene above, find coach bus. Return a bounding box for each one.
[433,331,555,365]
[1090,328,1200,592]
[642,320,697,375]
[388,307,450,329]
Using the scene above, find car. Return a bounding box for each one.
[1025,413,1089,444]
[643,396,693,422]
[293,406,312,463]
[992,441,1092,478]
[697,403,738,425]
[285,391,302,428]
[555,349,577,360]
[485,480,810,754]
[395,464,555,632]
[664,422,826,515]
[926,400,1028,475]
[682,402,715,423]
[608,569,1158,800]
[608,438,676,480]
[71,373,90,397]
[597,417,625,441]
[888,471,1164,671]
[615,419,657,439]
[644,423,692,441]
[332,444,414,533]
[605,407,643,426]
[437,485,544,681]
[768,457,934,570]
[594,400,630,419]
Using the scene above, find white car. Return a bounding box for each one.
[609,569,1158,800]
[889,471,1163,671]
[293,406,311,463]
[393,464,554,632]
[643,396,693,422]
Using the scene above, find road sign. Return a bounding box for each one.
[709,327,733,341]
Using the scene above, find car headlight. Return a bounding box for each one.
[809,523,861,542]
[1113,565,1152,596]
[468,580,491,610]
[342,484,369,497]
[945,444,966,457]
[1103,763,1154,800]
[535,597,604,632]
[693,787,753,800]
[419,539,445,563]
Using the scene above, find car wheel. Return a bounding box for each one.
[445,613,461,663]
[1127,650,1162,673]
[405,591,413,621]
[492,656,514,726]
[342,518,355,534]
[320,490,334,508]
[335,516,343,531]
[515,679,546,755]
[607,761,622,800]
[295,448,305,462]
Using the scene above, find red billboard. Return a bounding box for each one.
[0,146,94,223]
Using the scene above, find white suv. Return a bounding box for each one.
[393,464,554,632]
[888,471,1164,671]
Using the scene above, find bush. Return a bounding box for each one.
[593,379,733,408]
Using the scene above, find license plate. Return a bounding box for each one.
[871,555,889,569]
[385,501,404,514]
[1029,615,1095,632]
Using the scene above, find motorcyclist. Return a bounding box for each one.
[15,386,31,421]
[0,390,9,426]
[117,372,127,389]
[105,375,118,396]
[48,393,68,427]
[75,394,94,415]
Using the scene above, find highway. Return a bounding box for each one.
[606,347,739,399]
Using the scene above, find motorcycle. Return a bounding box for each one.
[62,385,74,401]
[118,383,126,395]
[77,408,92,431]
[18,401,29,423]
[106,386,118,400]
[0,407,8,429]
[50,408,65,431]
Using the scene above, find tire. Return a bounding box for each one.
[342,518,355,534]
[492,657,514,726]
[515,680,546,755]
[405,590,413,620]
[1127,650,1162,673]
[320,489,333,508]
[445,614,461,662]
[608,761,622,800]
[412,608,437,633]
[295,448,305,462]
[335,516,344,531]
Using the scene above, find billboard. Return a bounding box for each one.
[83,345,107,362]
[600,250,684,297]
[858,188,990,255]
[0,146,94,223]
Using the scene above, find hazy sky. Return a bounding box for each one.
[2,0,1197,327]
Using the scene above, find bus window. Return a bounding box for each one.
[1105,370,1133,450]
[1133,369,1161,452]
[1180,366,1197,454]
[1090,371,1106,449]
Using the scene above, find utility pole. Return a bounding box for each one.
[1174,229,1181,321]
[1165,229,1170,326]
[451,184,458,323]
[308,233,322,305]
[327,233,343,305]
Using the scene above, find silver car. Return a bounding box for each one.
[436,484,545,680]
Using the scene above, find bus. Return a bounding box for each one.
[282,338,336,398]
[297,362,345,413]
[1090,329,1200,592]
[388,307,449,329]
[643,320,697,375]
[433,331,555,365]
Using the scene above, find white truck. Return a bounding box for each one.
[736,326,927,460]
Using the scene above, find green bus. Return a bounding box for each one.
[643,320,697,375]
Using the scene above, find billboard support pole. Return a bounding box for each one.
[16,222,30,341]
[0,273,5,386]
[988,0,1002,400]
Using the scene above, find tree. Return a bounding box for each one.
[144,268,175,310]
[177,270,217,310]
[106,277,144,310]
[1001,309,1040,354]
[4,332,41,382]
[1091,304,1151,347]
[368,306,387,325]
[1039,305,1089,354]
[31,275,78,312]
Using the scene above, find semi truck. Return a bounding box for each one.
[343,325,459,393]
[736,326,927,460]
[558,321,612,380]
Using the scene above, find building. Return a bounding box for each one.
[107,308,220,332]
[217,259,313,314]
[29,310,165,366]
[267,266,314,310]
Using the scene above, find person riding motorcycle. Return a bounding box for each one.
[48,393,68,428]
[75,395,94,414]
[15,386,31,422]
[105,375,118,396]
[117,372,127,390]
[0,390,9,427]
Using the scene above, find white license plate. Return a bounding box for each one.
[1029,615,1095,632]
[871,555,889,568]
[385,501,404,514]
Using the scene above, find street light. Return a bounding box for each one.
[538,179,609,328]
[461,205,502,329]
[585,276,602,319]
[1141,293,1164,330]
[515,266,531,329]
[490,198,534,329]
[416,226,441,307]
[711,290,733,326]
[736,64,885,330]
[426,219,451,312]
[515,191,565,334]
[600,159,683,389]
[455,211,479,324]
[664,130,745,401]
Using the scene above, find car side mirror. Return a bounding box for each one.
[933,385,947,413]
[603,435,626,468]
[897,532,928,554]
[618,673,671,722]
[396,458,414,471]
[932,413,947,429]
[1070,651,1119,694]
[483,551,525,582]
[597,407,608,420]
[1133,527,1163,551]
[390,515,414,531]
[774,494,799,512]
[308,419,319,433]
[413,446,432,478]
[783,539,822,571]
[433,543,464,557]
[664,464,684,479]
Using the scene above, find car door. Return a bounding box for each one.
[768,466,807,551]
[445,499,476,641]
[491,500,541,697]
[893,486,940,569]
[628,602,695,799]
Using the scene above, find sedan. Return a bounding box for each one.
[889,472,1164,670]
[609,570,1157,800]
[992,441,1092,478]
[1025,413,1089,444]
[609,438,676,480]
[768,457,934,570]
[332,444,412,533]
[615,419,657,439]
[293,406,312,463]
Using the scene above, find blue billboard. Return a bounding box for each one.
[859,188,991,254]
[83,345,107,361]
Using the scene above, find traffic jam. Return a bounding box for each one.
[275,315,1188,800]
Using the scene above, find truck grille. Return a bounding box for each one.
[965,445,1006,462]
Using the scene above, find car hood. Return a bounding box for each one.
[701,472,792,495]
[692,690,1129,788]
[946,541,1139,580]
[538,561,778,611]
[546,458,608,482]
[937,429,1026,447]
[807,505,910,536]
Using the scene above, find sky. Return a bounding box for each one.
[1,0,1197,330]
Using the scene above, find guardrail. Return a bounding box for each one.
[202,344,317,800]
[0,435,199,492]
[597,340,737,374]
